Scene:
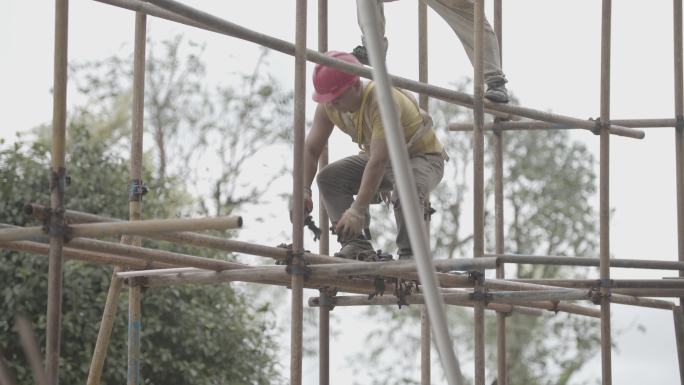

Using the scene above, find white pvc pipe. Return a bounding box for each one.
[357,2,464,384]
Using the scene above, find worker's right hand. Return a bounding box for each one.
[289,186,314,223]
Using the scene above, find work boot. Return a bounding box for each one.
[351,45,370,65]
[335,238,376,261]
[484,75,509,103]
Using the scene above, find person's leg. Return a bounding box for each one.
[355,0,389,64]
[317,154,379,259]
[384,154,445,258]
[425,0,509,102]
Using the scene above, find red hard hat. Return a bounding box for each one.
[312,51,361,103]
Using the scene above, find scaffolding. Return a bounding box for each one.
[1,0,683,384]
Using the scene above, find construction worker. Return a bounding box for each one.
[297,51,446,260]
[353,0,509,103]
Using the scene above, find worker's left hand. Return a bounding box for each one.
[335,202,366,241]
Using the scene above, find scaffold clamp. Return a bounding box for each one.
[319,287,338,311]
[129,179,149,202]
[368,277,386,300]
[470,288,491,305]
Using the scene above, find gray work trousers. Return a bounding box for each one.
[358,0,504,80]
[316,153,444,254]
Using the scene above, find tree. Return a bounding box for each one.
[0,129,281,384]
[1,34,292,384]
[343,81,601,385]
[69,35,293,217]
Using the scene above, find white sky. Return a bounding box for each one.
[1,1,682,384]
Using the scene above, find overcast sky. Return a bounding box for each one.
[1,1,682,384]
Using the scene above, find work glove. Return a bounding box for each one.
[289,186,314,223]
[335,201,367,241]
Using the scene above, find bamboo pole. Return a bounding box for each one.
[0,216,242,243]
[599,2,613,378]
[674,306,684,384]
[126,16,146,382]
[508,278,684,289]
[449,118,679,132]
[0,355,16,385]
[0,239,172,270]
[473,1,486,384]
[308,294,544,317]
[418,3,431,384]
[290,1,307,383]
[92,0,645,140]
[492,253,684,271]
[15,316,48,385]
[317,2,330,381]
[25,204,343,265]
[492,0,506,382]
[674,0,684,310]
[127,283,141,385]
[358,2,464,384]
[46,1,69,383]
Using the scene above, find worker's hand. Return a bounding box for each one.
[335,201,367,241]
[289,186,314,223]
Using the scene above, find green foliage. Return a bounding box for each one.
[1,36,286,383]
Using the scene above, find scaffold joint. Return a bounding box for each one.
[470,288,491,304]
[598,278,614,288]
[551,300,560,314]
[319,287,338,311]
[40,206,71,240]
[393,278,416,309]
[590,288,611,304]
[129,179,149,202]
[283,248,311,279]
[368,277,386,300]
[676,115,684,130]
[468,270,485,286]
[589,117,602,135]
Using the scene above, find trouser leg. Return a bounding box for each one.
[384,154,445,254]
[317,154,369,228]
[425,0,504,80]
[357,0,389,54]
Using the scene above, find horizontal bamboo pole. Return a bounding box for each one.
[308,294,545,317]
[26,204,348,265]
[90,0,645,140]
[117,267,201,278]
[0,239,173,269]
[486,289,591,303]
[449,118,677,133]
[1,223,246,272]
[612,288,684,297]
[485,278,675,310]
[510,278,684,289]
[491,253,684,271]
[140,265,399,295]
[0,216,242,243]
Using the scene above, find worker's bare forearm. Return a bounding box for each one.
[355,157,386,207]
[303,145,321,190]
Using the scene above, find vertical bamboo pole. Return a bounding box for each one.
[674,0,684,306]
[674,10,684,383]
[46,1,68,383]
[317,1,330,384]
[492,1,506,384]
[418,2,431,384]
[674,306,684,384]
[599,1,612,384]
[473,1,486,385]
[291,1,307,384]
[357,2,463,384]
[126,12,147,385]
[87,12,147,385]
